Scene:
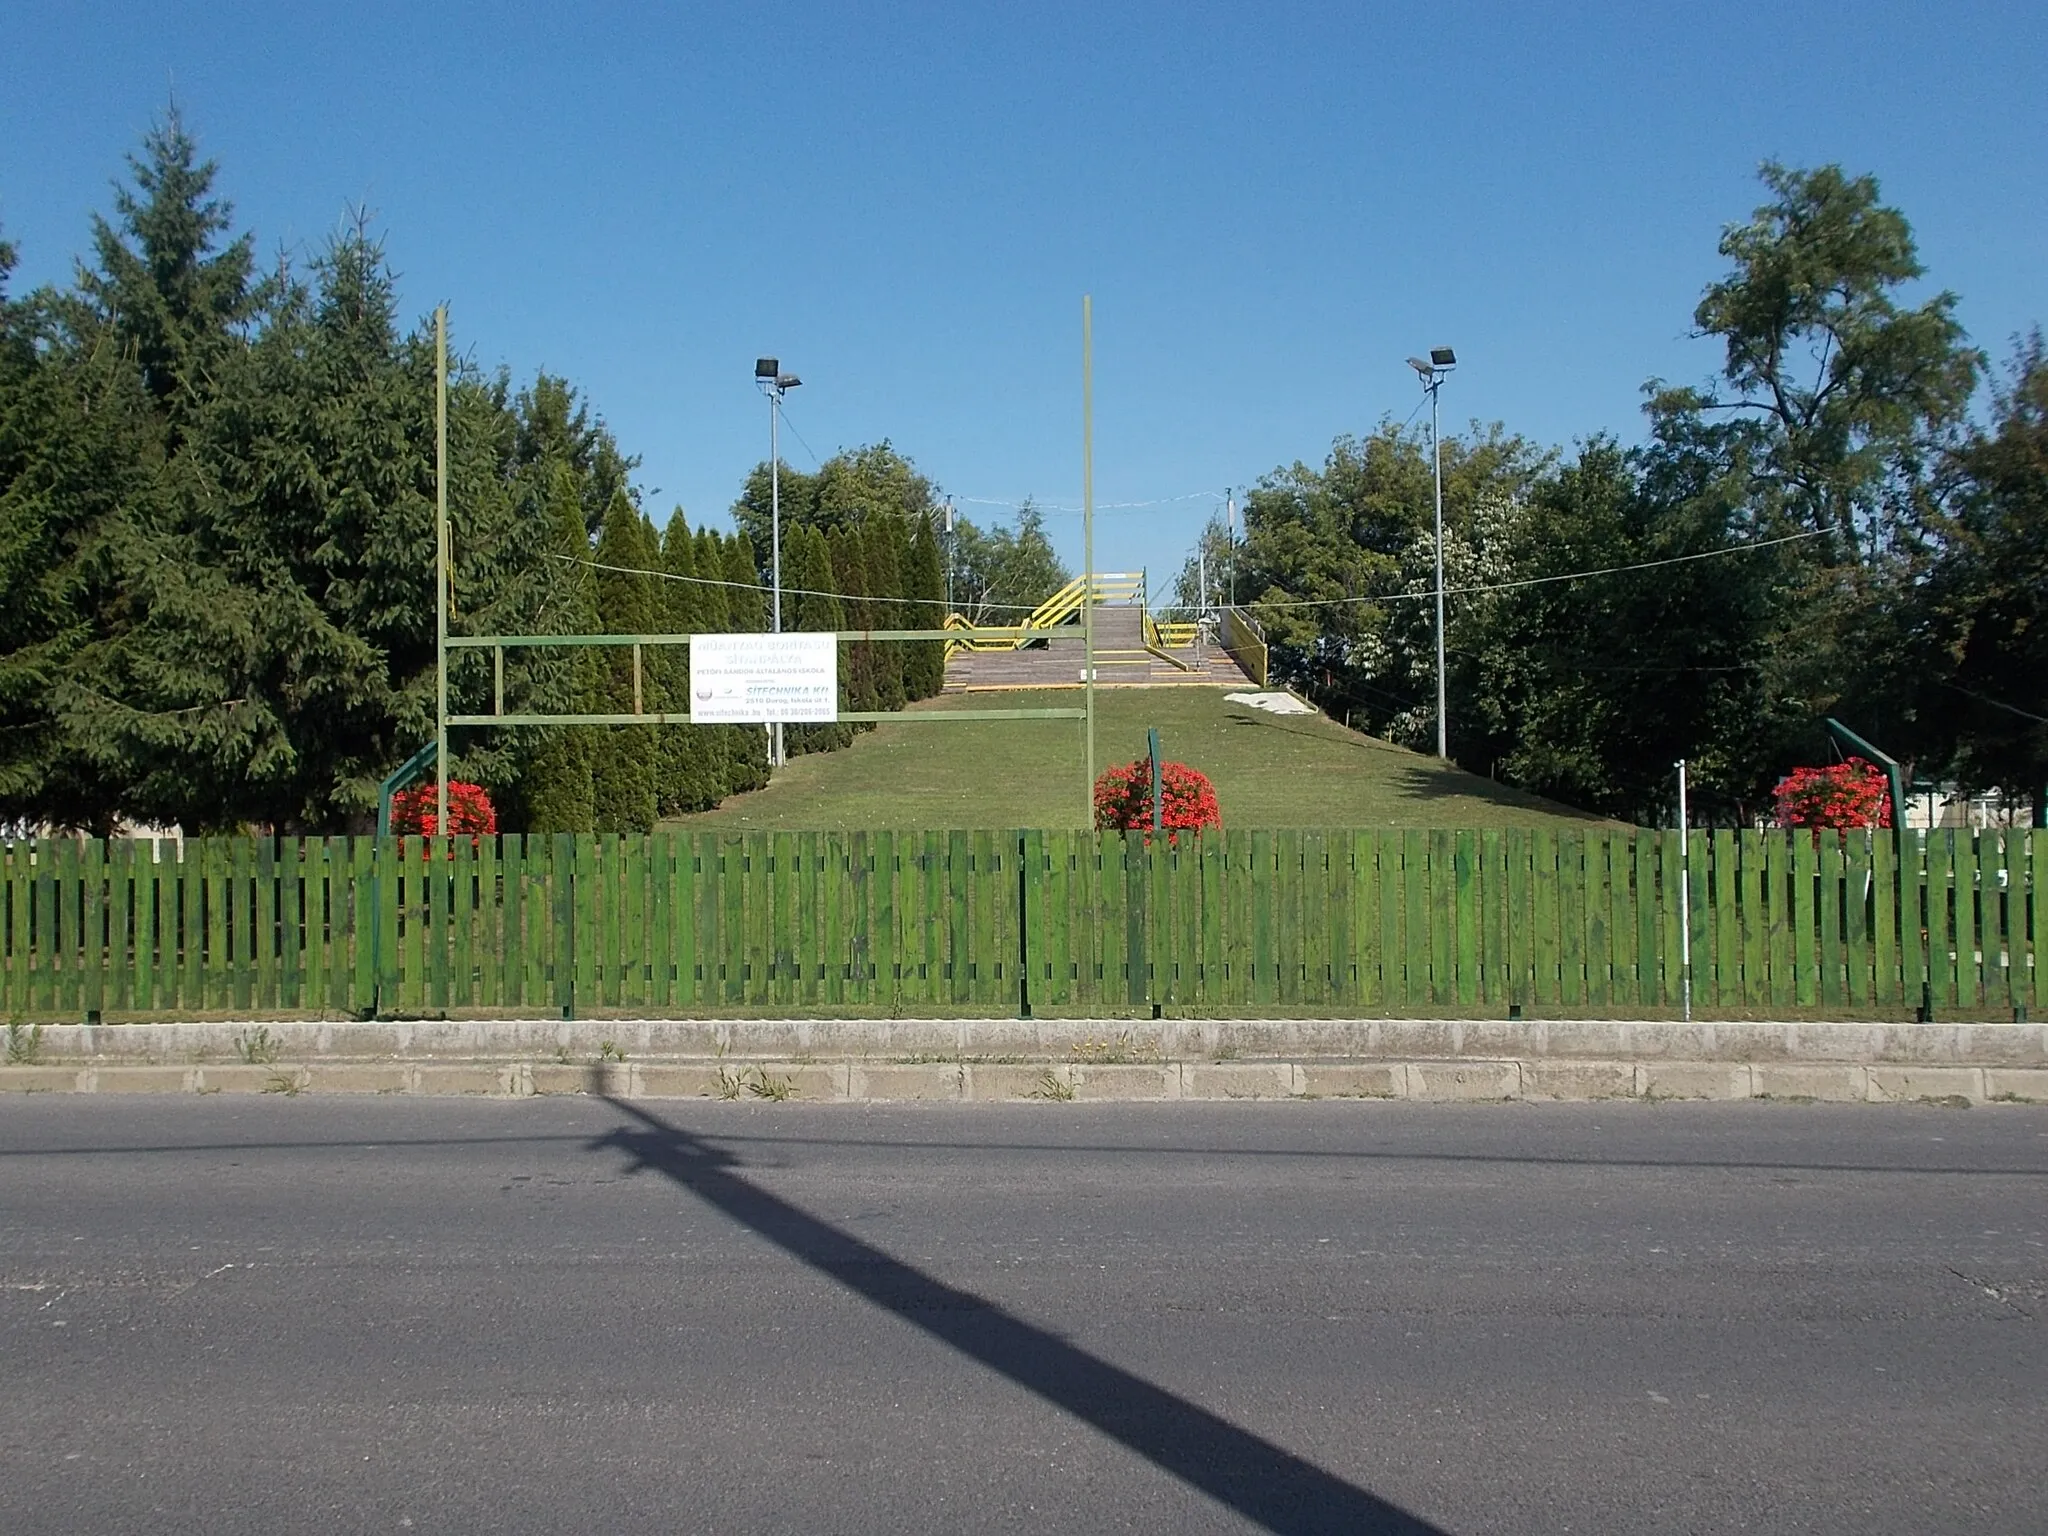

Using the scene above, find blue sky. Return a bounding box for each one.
[4,1,2042,579]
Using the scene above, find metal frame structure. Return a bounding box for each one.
[432,301,1107,827]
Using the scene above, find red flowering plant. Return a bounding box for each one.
[1092,760,1222,845]
[1772,758,1892,841]
[389,780,498,855]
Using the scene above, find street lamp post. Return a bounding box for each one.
[1406,347,1457,761]
[755,358,801,766]
[942,498,955,617]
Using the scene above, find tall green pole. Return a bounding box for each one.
[435,306,450,837]
[1082,295,1096,829]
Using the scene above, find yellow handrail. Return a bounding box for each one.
[943,573,1148,657]
[1221,607,1268,687]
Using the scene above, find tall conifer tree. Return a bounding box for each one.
[589,490,656,833]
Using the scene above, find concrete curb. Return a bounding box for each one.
[2,1058,2043,1105]
[12,1016,2048,1067]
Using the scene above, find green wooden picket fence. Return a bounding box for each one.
[1,828,2040,1022]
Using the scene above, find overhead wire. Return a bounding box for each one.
[1236,529,1825,611]
[543,527,1823,623]
[544,551,1043,612]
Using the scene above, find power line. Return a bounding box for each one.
[1238,529,1825,612]
[544,551,1043,612]
[547,527,1823,624]
[956,492,1221,517]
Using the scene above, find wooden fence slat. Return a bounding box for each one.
[1555,833,1583,1008]
[2015,829,2033,1014]
[1870,833,1897,1008]
[1761,833,1792,1010]
[1633,833,1659,1010]
[1790,832,1818,1008]
[1958,831,1983,1012]
[1925,830,1954,1011]
[495,835,523,1010]
[1817,834,1843,1010]
[2032,828,2046,1016]
[1844,834,1871,1010]
[1583,832,1610,1010]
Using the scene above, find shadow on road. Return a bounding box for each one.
[585,1088,1448,1536]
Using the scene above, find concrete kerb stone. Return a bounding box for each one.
[1521,1059,1640,1101]
[1296,1063,1401,1099]
[964,1063,1066,1101]
[1750,1063,1871,1102]
[1641,1062,1756,1101]
[1863,1065,1987,1104]
[1983,1068,2048,1103]
[1403,1061,1522,1102]
[1180,1063,1300,1100]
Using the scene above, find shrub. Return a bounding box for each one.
[1093,759,1221,843]
[1773,758,1891,832]
[390,780,499,838]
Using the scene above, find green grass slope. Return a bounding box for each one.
[669,687,1610,830]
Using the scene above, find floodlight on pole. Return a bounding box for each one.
[756,358,801,765]
[1409,346,1456,760]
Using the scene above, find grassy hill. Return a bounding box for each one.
[668,687,1610,830]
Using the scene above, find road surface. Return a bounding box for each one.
[2,1094,2043,1533]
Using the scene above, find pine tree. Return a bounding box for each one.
[866,513,910,709]
[519,465,598,833]
[0,230,153,832]
[78,109,258,436]
[656,510,720,814]
[787,526,848,754]
[590,491,656,832]
[906,513,948,697]
[692,528,746,799]
[719,532,772,790]
[829,524,878,725]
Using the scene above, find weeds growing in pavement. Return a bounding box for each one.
[1030,1069,1076,1102]
[5,1021,45,1065]
[235,1027,281,1065]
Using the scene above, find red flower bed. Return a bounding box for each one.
[390,780,498,840]
[1773,758,1891,833]
[1093,759,1221,844]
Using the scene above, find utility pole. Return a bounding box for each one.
[1676,759,1692,1023]
[434,305,449,836]
[1225,487,1236,608]
[1082,296,1096,828]
[943,498,956,617]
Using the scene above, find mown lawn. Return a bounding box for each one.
[668,687,1611,830]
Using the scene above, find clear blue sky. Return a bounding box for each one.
[4,0,2042,579]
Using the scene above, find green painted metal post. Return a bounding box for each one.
[1148,727,1163,834]
[1824,717,1926,1020]
[1082,295,1096,829]
[434,306,450,837]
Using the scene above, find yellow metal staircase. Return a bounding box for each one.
[944,572,1145,657]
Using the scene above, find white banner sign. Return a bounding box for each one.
[689,633,838,723]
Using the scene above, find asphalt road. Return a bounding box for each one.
[2,1094,2043,1535]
